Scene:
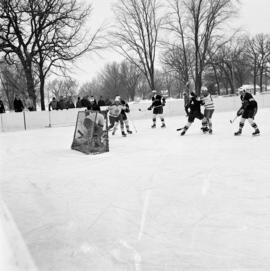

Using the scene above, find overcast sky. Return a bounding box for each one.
[69,0,270,85]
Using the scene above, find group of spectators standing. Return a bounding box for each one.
[48,95,110,111]
[0,94,35,114]
[48,96,75,111]
[0,94,113,114]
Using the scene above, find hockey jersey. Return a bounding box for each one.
[185,96,202,113]
[201,94,215,110]
[240,92,257,109]
[108,103,124,118]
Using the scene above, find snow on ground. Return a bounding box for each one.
[0,109,270,271]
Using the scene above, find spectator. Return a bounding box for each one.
[0,97,5,113]
[76,97,82,108]
[88,96,100,111]
[81,95,91,109]
[57,96,66,110]
[98,96,106,107]
[13,95,24,112]
[49,97,58,111]
[25,96,35,111]
[105,98,112,106]
[66,96,75,109]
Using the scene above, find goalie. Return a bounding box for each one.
[71,104,109,154]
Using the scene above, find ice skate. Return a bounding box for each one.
[201,127,209,133]
[161,123,166,128]
[151,124,156,128]
[234,130,242,136]
[252,129,260,136]
[180,130,186,136]
[122,131,127,137]
[127,130,132,134]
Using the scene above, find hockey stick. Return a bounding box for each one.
[176,127,184,131]
[230,115,238,124]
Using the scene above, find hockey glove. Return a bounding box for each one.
[237,109,244,116]
[147,107,152,111]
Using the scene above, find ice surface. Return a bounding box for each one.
[1,109,270,271]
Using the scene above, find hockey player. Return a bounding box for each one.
[201,86,215,134]
[234,88,260,136]
[148,91,166,128]
[120,99,132,134]
[178,92,204,136]
[81,105,106,148]
[83,106,105,134]
[108,96,127,137]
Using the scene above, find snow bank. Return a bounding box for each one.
[0,197,37,271]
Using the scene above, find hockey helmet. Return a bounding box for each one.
[89,96,95,102]
[201,86,208,92]
[238,87,245,94]
[115,96,121,102]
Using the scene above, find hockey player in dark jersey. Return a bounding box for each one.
[234,89,260,136]
[120,99,132,134]
[148,91,166,128]
[178,92,204,136]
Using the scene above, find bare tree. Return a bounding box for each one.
[161,44,194,93]
[207,37,249,94]
[100,62,122,99]
[77,60,143,101]
[0,60,28,110]
[245,34,270,93]
[112,0,164,90]
[119,61,141,101]
[0,0,105,110]
[167,0,238,95]
[78,79,103,98]
[46,78,78,101]
[165,0,192,89]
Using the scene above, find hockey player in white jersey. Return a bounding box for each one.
[201,87,215,134]
[108,96,127,137]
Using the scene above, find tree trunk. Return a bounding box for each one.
[228,78,234,95]
[150,71,155,91]
[259,66,263,92]
[24,65,37,110]
[212,65,220,95]
[39,76,46,111]
[195,71,202,95]
[253,63,257,95]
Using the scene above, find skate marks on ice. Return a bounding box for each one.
[109,156,166,271]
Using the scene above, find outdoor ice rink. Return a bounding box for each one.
[1,108,270,271]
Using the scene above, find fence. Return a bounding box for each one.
[0,108,83,132]
[1,93,270,133]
